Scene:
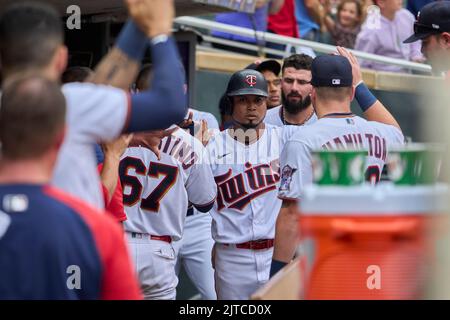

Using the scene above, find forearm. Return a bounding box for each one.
[100,154,121,204]
[305,0,325,26]
[88,48,140,90]
[355,82,401,130]
[126,37,187,132]
[269,0,285,14]
[272,203,300,263]
[88,21,147,90]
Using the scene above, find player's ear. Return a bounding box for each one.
[54,125,67,151]
[350,86,356,101]
[440,32,450,49]
[54,45,68,77]
[311,87,317,101]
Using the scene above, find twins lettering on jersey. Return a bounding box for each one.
[322,133,387,161]
[159,134,198,170]
[214,160,280,211]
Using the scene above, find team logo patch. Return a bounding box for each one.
[245,75,257,87]
[279,165,297,191]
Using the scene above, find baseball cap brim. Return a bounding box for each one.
[227,88,268,97]
[403,30,437,43]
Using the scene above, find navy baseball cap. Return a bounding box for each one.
[404,1,450,43]
[245,59,281,76]
[311,55,352,87]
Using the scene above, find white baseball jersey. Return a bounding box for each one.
[278,116,405,200]
[121,128,217,241]
[173,109,219,300]
[53,83,129,208]
[206,124,299,244]
[264,105,318,127]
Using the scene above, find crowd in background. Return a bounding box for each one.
[212,0,439,73]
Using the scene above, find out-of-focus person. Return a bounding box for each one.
[324,0,363,48]
[403,1,450,77]
[0,75,141,300]
[211,0,284,55]
[267,0,300,53]
[355,0,425,73]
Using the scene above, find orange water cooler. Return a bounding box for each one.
[298,183,448,300]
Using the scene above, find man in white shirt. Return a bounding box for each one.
[0,0,186,208]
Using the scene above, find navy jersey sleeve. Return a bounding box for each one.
[126,37,188,132]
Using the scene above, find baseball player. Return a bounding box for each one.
[246,59,282,109]
[403,1,450,75]
[271,48,405,276]
[264,54,318,127]
[61,66,129,223]
[173,108,220,300]
[0,76,141,300]
[133,65,219,300]
[0,0,186,209]
[120,127,217,300]
[206,69,303,300]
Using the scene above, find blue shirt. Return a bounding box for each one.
[0,184,140,300]
[295,0,319,37]
[212,4,269,44]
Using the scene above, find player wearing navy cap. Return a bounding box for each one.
[404,1,450,74]
[270,48,405,277]
[0,76,141,300]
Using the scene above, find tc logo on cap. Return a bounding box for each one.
[245,75,257,87]
[332,79,341,85]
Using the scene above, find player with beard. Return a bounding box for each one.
[264,54,318,127]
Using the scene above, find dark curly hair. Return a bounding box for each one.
[282,54,313,73]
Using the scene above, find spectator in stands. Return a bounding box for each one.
[267,0,299,54]
[212,0,284,56]
[324,0,363,48]
[295,0,326,42]
[355,0,425,73]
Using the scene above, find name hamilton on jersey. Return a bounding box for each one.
[214,159,280,211]
[322,133,387,161]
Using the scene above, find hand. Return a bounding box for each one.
[336,46,362,86]
[177,111,193,130]
[131,127,177,160]
[256,0,269,9]
[195,120,211,147]
[102,134,133,160]
[412,56,427,64]
[125,0,174,38]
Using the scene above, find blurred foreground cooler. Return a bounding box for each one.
[298,184,448,299]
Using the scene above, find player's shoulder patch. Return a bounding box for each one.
[279,165,297,191]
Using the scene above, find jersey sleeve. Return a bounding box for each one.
[204,112,220,130]
[185,142,217,208]
[278,140,312,200]
[62,83,129,143]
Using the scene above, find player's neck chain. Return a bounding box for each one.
[280,107,315,126]
[321,112,355,118]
